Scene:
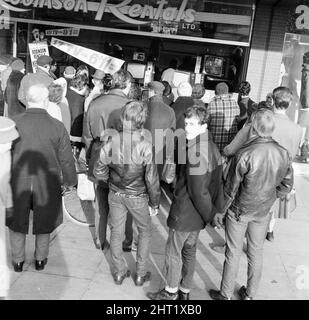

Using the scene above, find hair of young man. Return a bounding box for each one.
[272,86,292,110]
[112,69,133,90]
[238,81,251,96]
[48,83,63,104]
[251,109,275,138]
[184,105,210,126]
[121,100,148,130]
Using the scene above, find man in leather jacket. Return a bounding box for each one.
[94,100,160,286]
[209,109,293,300]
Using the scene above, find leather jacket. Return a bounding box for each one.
[224,135,293,219]
[93,129,160,208]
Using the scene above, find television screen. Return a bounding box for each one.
[172,70,191,88]
[127,62,146,79]
[203,55,225,77]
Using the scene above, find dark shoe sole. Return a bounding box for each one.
[13,261,24,273]
[35,258,48,271]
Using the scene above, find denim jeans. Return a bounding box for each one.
[108,191,151,277]
[220,210,271,298]
[95,182,109,246]
[164,228,200,290]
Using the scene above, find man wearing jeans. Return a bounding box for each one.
[94,100,160,286]
[210,109,293,300]
[147,106,224,300]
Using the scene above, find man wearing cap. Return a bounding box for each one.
[18,55,54,107]
[207,82,240,154]
[6,84,77,273]
[144,81,176,178]
[0,117,19,299]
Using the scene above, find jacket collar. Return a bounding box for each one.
[25,108,48,114]
[242,134,274,149]
[187,130,209,148]
[108,88,128,98]
[149,95,164,103]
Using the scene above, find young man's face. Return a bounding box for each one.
[185,116,206,140]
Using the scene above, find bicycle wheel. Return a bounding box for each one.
[62,188,95,227]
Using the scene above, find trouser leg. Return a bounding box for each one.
[34,234,50,261]
[122,212,133,249]
[246,215,271,298]
[96,183,109,246]
[220,212,248,299]
[9,230,26,263]
[164,229,189,289]
[108,192,128,276]
[125,197,151,277]
[180,231,200,291]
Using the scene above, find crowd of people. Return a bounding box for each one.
[0,54,305,301]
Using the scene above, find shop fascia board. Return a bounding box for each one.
[9,17,250,47]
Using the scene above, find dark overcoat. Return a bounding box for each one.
[6,108,77,234]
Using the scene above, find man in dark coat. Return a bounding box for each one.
[147,106,224,300]
[83,69,132,251]
[171,82,194,130]
[6,84,77,272]
[143,81,176,178]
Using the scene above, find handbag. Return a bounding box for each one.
[77,173,96,201]
[277,188,297,219]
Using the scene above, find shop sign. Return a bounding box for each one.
[45,28,80,36]
[28,41,49,72]
[50,37,124,74]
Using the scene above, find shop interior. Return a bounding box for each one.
[15,22,248,92]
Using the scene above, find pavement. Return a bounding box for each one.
[5,161,309,300]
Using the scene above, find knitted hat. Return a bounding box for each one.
[0,117,19,144]
[215,82,229,95]
[63,66,76,79]
[11,59,25,72]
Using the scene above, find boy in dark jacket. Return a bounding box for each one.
[147,106,224,300]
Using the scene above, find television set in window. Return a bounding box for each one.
[126,62,146,80]
[202,55,225,78]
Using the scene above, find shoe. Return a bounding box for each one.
[238,286,253,300]
[35,258,48,271]
[112,270,131,285]
[147,288,178,300]
[122,246,132,252]
[13,261,24,273]
[135,272,151,286]
[178,290,190,300]
[266,231,274,242]
[209,289,230,300]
